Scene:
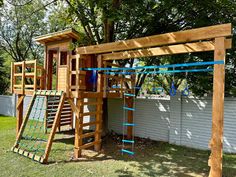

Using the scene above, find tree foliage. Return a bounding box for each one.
[63,0,236,96]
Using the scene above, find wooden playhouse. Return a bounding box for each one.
[10,24,232,177]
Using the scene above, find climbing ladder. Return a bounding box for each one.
[12,90,66,163]
[121,73,136,155]
[68,92,103,158]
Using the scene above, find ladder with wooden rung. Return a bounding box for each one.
[12,90,66,163]
[73,92,103,158]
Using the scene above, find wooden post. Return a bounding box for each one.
[16,95,24,136]
[94,55,104,151]
[74,98,83,158]
[11,62,14,94]
[34,60,37,91]
[94,95,103,151]
[208,37,226,177]
[22,61,25,95]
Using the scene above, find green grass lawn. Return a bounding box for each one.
[0,115,236,177]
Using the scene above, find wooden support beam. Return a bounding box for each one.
[76,23,232,54]
[43,92,66,163]
[94,96,103,151]
[11,62,14,94]
[73,98,83,159]
[22,61,25,94]
[94,55,104,151]
[208,37,226,177]
[34,60,37,90]
[102,39,232,60]
[16,95,24,136]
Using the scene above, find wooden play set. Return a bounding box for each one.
[10,24,232,177]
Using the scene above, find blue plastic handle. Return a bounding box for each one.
[169,81,177,96]
[181,85,190,96]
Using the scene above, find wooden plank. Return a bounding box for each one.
[21,61,25,95]
[82,101,99,106]
[25,85,34,88]
[44,96,48,133]
[79,141,100,150]
[14,73,22,77]
[82,121,99,127]
[74,98,83,158]
[81,111,97,117]
[11,62,14,93]
[77,23,232,54]
[102,39,232,60]
[208,37,226,177]
[43,92,66,163]
[12,147,44,163]
[16,95,24,136]
[81,132,95,139]
[94,96,103,151]
[25,73,35,77]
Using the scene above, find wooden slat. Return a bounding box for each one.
[82,101,99,106]
[73,98,83,158]
[21,61,25,95]
[81,111,97,117]
[25,85,34,88]
[12,147,44,163]
[94,96,103,151]
[81,132,95,139]
[102,39,232,60]
[25,60,36,64]
[208,37,226,177]
[14,85,22,88]
[11,62,14,93]
[79,141,100,150]
[14,73,22,77]
[77,23,232,54]
[82,121,99,127]
[25,73,35,77]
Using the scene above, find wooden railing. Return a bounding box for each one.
[11,60,45,95]
[68,54,86,98]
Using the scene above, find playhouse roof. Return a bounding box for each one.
[34,28,80,44]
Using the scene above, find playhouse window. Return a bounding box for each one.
[60,51,68,65]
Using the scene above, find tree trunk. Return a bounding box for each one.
[102,0,121,136]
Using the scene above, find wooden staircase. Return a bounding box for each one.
[45,96,73,132]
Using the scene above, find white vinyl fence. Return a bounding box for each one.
[1,94,236,153]
[107,94,236,153]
